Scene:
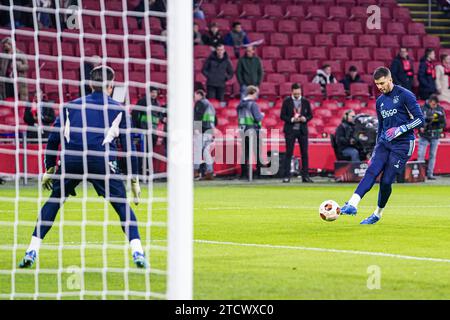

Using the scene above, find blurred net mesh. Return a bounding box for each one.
[0,0,169,299]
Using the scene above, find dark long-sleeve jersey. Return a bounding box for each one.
[45,92,138,176]
[376,85,424,142]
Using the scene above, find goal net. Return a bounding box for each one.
[0,0,192,300]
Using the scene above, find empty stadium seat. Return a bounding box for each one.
[256,20,276,33]
[329,47,350,60]
[322,21,342,34]
[328,6,348,20]
[336,34,356,47]
[300,21,321,34]
[279,82,293,97]
[379,35,400,48]
[270,33,290,46]
[262,46,282,59]
[344,21,364,34]
[373,48,393,62]
[218,3,240,17]
[351,47,372,61]
[303,83,324,102]
[326,83,346,102]
[387,22,406,35]
[299,60,319,75]
[266,73,286,85]
[277,60,297,73]
[307,47,328,60]
[284,46,306,59]
[402,35,421,48]
[358,34,378,47]
[422,35,441,49]
[241,4,262,17]
[262,59,274,73]
[393,7,411,22]
[259,82,278,100]
[277,20,298,33]
[306,5,328,19]
[264,4,285,18]
[292,33,313,46]
[350,83,371,102]
[289,74,309,84]
[314,34,335,47]
[285,5,305,18]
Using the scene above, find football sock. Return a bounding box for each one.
[130,238,144,255]
[27,236,42,255]
[373,207,384,219]
[348,193,361,208]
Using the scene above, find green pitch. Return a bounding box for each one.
[1,180,450,299]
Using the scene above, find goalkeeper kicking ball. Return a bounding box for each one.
[319,200,341,222]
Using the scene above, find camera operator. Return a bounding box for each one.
[335,110,361,161]
[417,94,447,180]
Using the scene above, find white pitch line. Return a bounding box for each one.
[194,239,450,264]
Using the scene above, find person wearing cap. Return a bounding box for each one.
[18,66,149,270]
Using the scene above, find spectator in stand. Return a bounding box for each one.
[418,94,447,180]
[201,44,234,101]
[193,89,216,180]
[340,65,363,95]
[193,0,205,20]
[391,48,414,91]
[37,0,52,28]
[135,0,166,30]
[236,45,263,100]
[335,110,360,162]
[80,55,102,96]
[224,22,250,58]
[23,91,55,140]
[435,53,450,103]
[202,22,224,48]
[280,83,313,183]
[312,64,337,95]
[0,37,29,101]
[418,48,437,100]
[193,22,203,46]
[237,85,264,180]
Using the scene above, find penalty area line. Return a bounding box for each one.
[194,239,450,264]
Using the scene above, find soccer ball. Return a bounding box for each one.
[319,200,341,222]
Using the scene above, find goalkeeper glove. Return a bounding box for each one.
[385,125,408,141]
[131,178,141,206]
[42,166,56,191]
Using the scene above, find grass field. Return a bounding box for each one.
[1,180,450,300]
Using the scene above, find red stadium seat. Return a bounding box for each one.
[262,59,274,73]
[322,21,342,34]
[422,35,441,49]
[128,43,145,59]
[278,20,298,33]
[262,46,282,59]
[350,83,371,102]
[379,35,400,48]
[194,45,211,59]
[373,48,393,62]
[392,7,411,22]
[336,0,356,6]
[344,21,364,34]
[336,34,356,47]
[329,47,350,60]
[306,6,328,19]
[256,20,276,33]
[324,60,344,76]
[270,33,290,46]
[266,73,286,85]
[279,82,294,97]
[247,32,267,43]
[211,19,231,31]
[314,34,335,47]
[241,4,262,17]
[408,22,426,35]
[367,60,386,75]
[387,22,406,35]
[259,82,278,99]
[402,35,421,48]
[284,46,306,59]
[345,100,363,111]
[350,7,368,20]
[303,83,324,102]
[264,4,285,18]
[276,60,297,73]
[289,74,309,85]
[308,47,328,60]
[326,83,346,102]
[151,44,166,59]
[358,35,378,47]
[217,3,240,17]
[292,33,313,46]
[285,5,305,18]
[201,3,217,17]
[329,6,348,20]
[352,47,372,61]
[321,100,340,111]
[237,19,254,32]
[300,21,321,34]
[299,60,320,75]
[314,108,333,119]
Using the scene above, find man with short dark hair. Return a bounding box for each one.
[340,65,363,94]
[418,48,437,100]
[417,94,446,180]
[391,48,414,91]
[202,44,234,101]
[280,83,313,183]
[236,45,263,100]
[340,67,424,224]
[224,21,250,58]
[19,66,148,269]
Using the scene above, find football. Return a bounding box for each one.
[319,200,341,222]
